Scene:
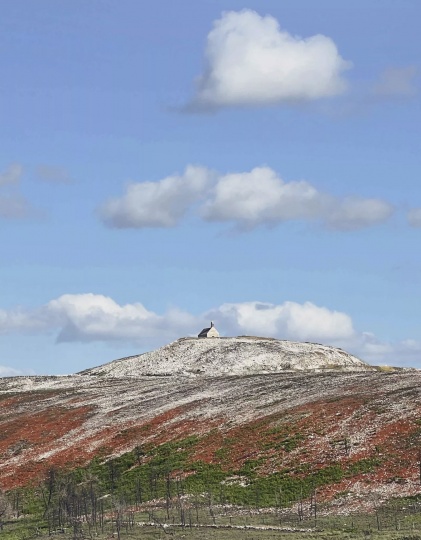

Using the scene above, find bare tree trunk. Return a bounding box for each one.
[207,490,215,525]
[298,488,304,522]
[313,489,317,527]
[418,450,421,485]
[165,473,171,520]
[176,478,186,527]
[135,477,142,507]
[115,510,121,540]
[194,492,200,525]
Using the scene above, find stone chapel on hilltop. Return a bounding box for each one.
[198,321,220,338]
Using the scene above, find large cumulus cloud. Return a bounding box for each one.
[187,9,351,110]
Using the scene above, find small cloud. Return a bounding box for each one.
[0,163,36,220]
[99,166,214,228]
[372,66,418,98]
[0,195,33,219]
[327,197,394,231]
[0,163,23,186]
[36,165,73,184]
[187,9,351,111]
[407,208,421,227]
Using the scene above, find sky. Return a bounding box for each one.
[0,0,420,375]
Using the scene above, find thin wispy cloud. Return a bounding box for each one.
[372,66,418,98]
[36,165,74,184]
[407,208,421,227]
[320,65,419,118]
[0,163,35,220]
[0,195,33,220]
[0,163,23,186]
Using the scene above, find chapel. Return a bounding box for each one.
[198,321,220,338]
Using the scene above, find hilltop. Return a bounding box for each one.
[81,336,373,377]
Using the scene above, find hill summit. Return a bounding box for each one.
[81,336,373,377]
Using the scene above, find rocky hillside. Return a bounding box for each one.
[0,336,420,513]
[81,336,372,377]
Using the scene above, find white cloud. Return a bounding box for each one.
[0,294,196,345]
[99,165,392,231]
[0,163,23,186]
[407,208,421,227]
[202,167,328,226]
[188,9,350,110]
[372,66,418,98]
[47,294,196,343]
[0,294,420,368]
[202,166,393,230]
[326,197,394,231]
[100,165,213,228]
[207,301,355,343]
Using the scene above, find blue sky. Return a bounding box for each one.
[1,0,420,375]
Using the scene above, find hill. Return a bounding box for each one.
[0,336,420,518]
[80,336,373,377]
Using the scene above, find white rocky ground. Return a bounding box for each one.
[81,336,373,377]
